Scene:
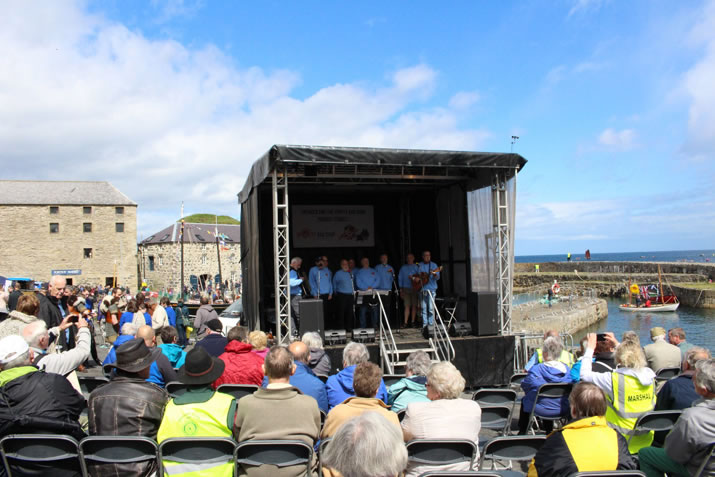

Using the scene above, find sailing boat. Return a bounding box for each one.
[619,265,679,312]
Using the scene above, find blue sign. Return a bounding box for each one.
[52,269,81,276]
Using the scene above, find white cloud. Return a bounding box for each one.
[567,0,608,18]
[0,1,490,239]
[597,128,637,150]
[448,91,481,110]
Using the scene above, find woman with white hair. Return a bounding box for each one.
[387,350,431,412]
[322,411,408,477]
[401,361,481,476]
[302,331,331,376]
[519,336,573,434]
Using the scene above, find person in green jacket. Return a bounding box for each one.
[387,350,432,412]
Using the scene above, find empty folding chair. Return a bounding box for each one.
[80,435,159,477]
[627,410,682,449]
[215,384,259,400]
[472,389,517,408]
[78,376,110,400]
[235,440,313,476]
[0,434,84,477]
[406,438,478,472]
[159,436,236,476]
[165,381,189,398]
[383,374,406,389]
[509,373,528,389]
[479,405,513,436]
[654,367,680,382]
[479,435,547,472]
[524,382,572,435]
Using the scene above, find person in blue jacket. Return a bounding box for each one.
[289,257,305,333]
[519,337,573,434]
[309,256,333,326]
[398,253,419,328]
[332,259,355,331]
[161,296,176,327]
[354,257,379,328]
[261,340,329,413]
[104,325,177,388]
[158,326,186,369]
[417,251,440,337]
[326,342,387,409]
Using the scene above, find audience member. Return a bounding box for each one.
[136,325,177,387]
[0,293,39,339]
[88,338,168,476]
[194,294,219,339]
[326,342,388,408]
[644,327,681,372]
[161,296,176,327]
[0,335,85,440]
[323,362,399,438]
[248,330,269,359]
[528,382,636,476]
[656,346,711,411]
[7,282,22,312]
[234,346,321,477]
[387,350,431,412]
[261,341,328,412]
[158,326,187,369]
[668,327,695,358]
[146,296,169,331]
[581,333,656,454]
[525,330,575,371]
[174,299,188,347]
[195,318,228,357]
[132,294,152,328]
[639,358,715,477]
[213,326,264,387]
[401,361,482,476]
[102,323,137,365]
[571,332,617,381]
[322,412,408,477]
[302,331,332,376]
[158,346,236,476]
[519,337,572,434]
[621,330,641,346]
[117,299,138,331]
[37,275,66,330]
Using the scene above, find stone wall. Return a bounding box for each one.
[515,261,715,280]
[670,285,715,309]
[0,204,138,287]
[512,298,608,335]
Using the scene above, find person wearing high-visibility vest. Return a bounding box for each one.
[157,346,237,477]
[525,330,576,371]
[580,333,656,454]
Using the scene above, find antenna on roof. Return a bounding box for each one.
[510,136,520,153]
[180,201,184,220]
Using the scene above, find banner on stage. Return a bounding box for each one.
[292,205,374,248]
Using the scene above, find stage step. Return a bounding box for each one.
[392,359,440,367]
[390,348,437,354]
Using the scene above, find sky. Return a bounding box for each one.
[1,0,714,255]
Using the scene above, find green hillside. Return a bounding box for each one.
[181,214,240,225]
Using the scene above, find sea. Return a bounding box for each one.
[515,249,715,264]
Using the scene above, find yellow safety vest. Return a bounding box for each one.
[605,372,655,454]
[157,392,235,477]
[536,349,574,367]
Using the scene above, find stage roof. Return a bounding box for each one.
[238,144,527,204]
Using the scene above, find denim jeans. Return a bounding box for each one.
[421,289,435,327]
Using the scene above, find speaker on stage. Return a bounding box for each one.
[467,292,498,336]
[449,321,472,337]
[299,298,324,340]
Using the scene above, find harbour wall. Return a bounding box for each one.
[515,261,715,280]
[512,297,608,336]
[670,285,715,309]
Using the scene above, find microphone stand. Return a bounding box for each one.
[349,271,356,331]
[390,270,400,335]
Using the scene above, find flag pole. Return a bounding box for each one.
[215,215,223,293]
[180,202,185,300]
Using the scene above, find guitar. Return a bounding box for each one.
[412,265,443,291]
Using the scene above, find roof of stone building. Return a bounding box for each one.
[140,222,241,245]
[0,181,136,206]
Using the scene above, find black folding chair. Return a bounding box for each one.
[80,436,159,476]
[383,374,406,389]
[320,410,327,429]
[693,443,715,477]
[234,440,313,476]
[316,374,329,383]
[654,367,680,382]
[78,376,110,399]
[0,434,85,477]
[509,372,528,389]
[472,389,517,408]
[397,409,407,422]
[479,435,547,471]
[165,381,189,398]
[570,472,646,477]
[417,472,503,476]
[627,410,682,448]
[318,437,331,477]
[216,384,259,400]
[407,439,478,470]
[525,382,572,434]
[159,437,235,476]
[479,405,513,436]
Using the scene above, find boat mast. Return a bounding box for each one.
[658,265,665,304]
[628,277,632,306]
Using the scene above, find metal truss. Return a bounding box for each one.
[272,168,292,344]
[493,170,515,335]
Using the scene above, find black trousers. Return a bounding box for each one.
[334,293,354,331]
[316,294,331,325]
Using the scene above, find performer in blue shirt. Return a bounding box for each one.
[289,257,305,335]
[375,254,396,327]
[332,259,355,331]
[398,253,420,328]
[354,257,379,328]
[309,255,333,326]
[417,250,441,338]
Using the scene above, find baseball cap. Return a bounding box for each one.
[650,327,667,339]
[0,335,30,365]
[206,318,223,333]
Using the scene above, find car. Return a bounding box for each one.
[218,298,243,335]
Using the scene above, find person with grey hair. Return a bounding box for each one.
[146,296,169,331]
[656,346,711,411]
[401,361,482,476]
[302,331,332,376]
[194,294,219,339]
[322,411,408,477]
[387,350,432,412]
[639,358,715,477]
[289,257,305,333]
[326,341,387,409]
[519,336,573,434]
[36,275,67,330]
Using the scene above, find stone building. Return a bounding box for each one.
[138,222,241,293]
[0,180,138,287]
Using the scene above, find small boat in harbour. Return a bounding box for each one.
[619,265,679,312]
[619,302,679,312]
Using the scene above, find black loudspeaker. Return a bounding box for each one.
[467,292,499,336]
[299,298,324,340]
[449,321,472,337]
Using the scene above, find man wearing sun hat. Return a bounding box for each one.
[88,338,168,476]
[643,326,682,373]
[157,346,237,477]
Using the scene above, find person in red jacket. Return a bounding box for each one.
[212,326,264,388]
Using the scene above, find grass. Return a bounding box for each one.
[674,282,715,290]
[181,214,239,225]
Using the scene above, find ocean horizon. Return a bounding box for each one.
[515,249,715,264]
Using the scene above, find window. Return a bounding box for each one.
[115,207,124,215]
[115,222,124,233]
[201,254,207,265]
[83,206,92,214]
[148,256,155,271]
[83,223,92,233]
[49,206,58,214]
[159,256,163,266]
[50,223,59,233]
[83,248,93,258]
[160,234,170,242]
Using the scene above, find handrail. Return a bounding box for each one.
[376,292,399,374]
[427,291,455,361]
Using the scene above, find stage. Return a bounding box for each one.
[323,328,515,388]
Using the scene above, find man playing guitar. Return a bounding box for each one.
[417,250,441,338]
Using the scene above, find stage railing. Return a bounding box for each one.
[427,291,455,362]
[375,291,399,375]
[513,331,576,373]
